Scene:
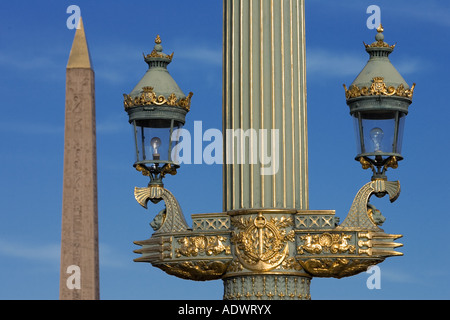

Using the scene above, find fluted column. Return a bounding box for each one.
[223,0,308,211]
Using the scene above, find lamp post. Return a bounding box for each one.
[123,5,414,300]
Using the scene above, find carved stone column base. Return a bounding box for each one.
[223,275,311,300]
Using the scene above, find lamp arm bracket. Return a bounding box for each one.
[337,180,400,231]
[134,185,189,233]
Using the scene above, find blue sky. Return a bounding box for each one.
[0,0,449,300]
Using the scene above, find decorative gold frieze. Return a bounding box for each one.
[299,258,383,279]
[226,259,244,273]
[280,257,304,272]
[344,77,415,100]
[225,256,307,276]
[143,35,174,61]
[364,41,396,50]
[175,235,231,258]
[156,260,230,281]
[298,233,356,255]
[144,50,174,61]
[231,213,295,272]
[223,275,311,301]
[123,86,193,111]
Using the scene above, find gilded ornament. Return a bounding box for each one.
[133,185,189,233]
[135,164,150,177]
[357,231,403,257]
[363,24,396,50]
[226,259,244,273]
[160,163,177,178]
[144,50,174,61]
[167,93,178,106]
[223,275,310,300]
[299,258,383,279]
[123,86,193,111]
[359,157,373,170]
[344,77,415,100]
[298,233,356,255]
[337,180,401,231]
[384,156,398,170]
[231,213,295,272]
[155,34,162,44]
[143,35,174,61]
[156,260,230,281]
[175,235,231,257]
[363,40,396,50]
[280,257,303,272]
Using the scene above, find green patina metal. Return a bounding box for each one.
[123,36,193,186]
[344,25,415,180]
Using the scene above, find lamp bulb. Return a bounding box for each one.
[150,137,161,160]
[370,127,384,152]
[150,137,161,151]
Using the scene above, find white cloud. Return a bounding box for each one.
[394,58,425,76]
[380,266,424,286]
[99,243,129,269]
[0,238,128,269]
[0,52,59,72]
[0,238,60,264]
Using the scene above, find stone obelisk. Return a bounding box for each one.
[60,17,99,300]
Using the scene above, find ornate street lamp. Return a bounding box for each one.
[123,6,413,300]
[123,35,193,188]
[344,25,415,180]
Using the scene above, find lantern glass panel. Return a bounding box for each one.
[396,112,406,155]
[353,111,405,160]
[133,119,183,166]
